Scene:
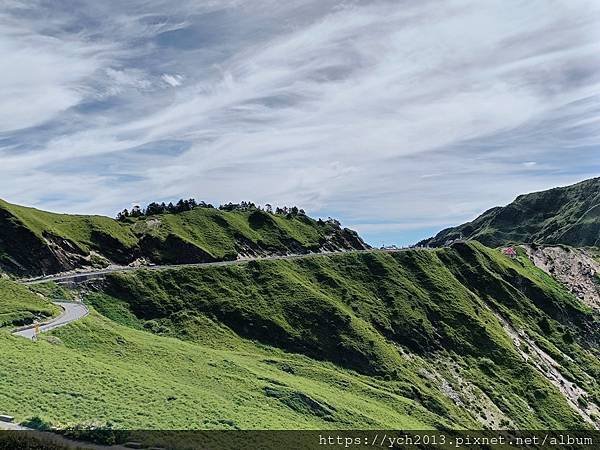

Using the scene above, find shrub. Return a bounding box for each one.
[62,422,128,446]
[21,416,53,431]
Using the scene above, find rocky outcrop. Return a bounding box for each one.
[0,209,77,276]
[523,245,600,311]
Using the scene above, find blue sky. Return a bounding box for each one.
[1,0,599,246]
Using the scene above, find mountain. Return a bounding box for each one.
[422,177,600,248]
[2,242,598,431]
[0,199,368,276]
[2,189,600,436]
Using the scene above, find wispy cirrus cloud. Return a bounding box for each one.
[0,0,599,244]
[0,17,107,131]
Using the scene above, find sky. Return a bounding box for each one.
[1,0,599,246]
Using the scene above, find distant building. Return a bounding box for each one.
[502,247,517,258]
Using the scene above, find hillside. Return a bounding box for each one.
[0,199,367,276]
[522,245,600,310]
[2,243,598,431]
[0,277,59,328]
[422,177,600,248]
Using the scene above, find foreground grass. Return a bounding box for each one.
[0,311,445,430]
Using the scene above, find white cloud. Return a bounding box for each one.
[161,73,184,87]
[0,24,108,132]
[104,68,153,94]
[0,0,599,244]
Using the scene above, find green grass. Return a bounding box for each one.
[424,177,600,247]
[0,311,448,430]
[94,242,598,429]
[0,278,59,327]
[27,282,78,302]
[1,243,597,430]
[0,199,138,255]
[0,199,365,275]
[131,208,334,262]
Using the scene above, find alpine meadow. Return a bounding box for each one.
[1,1,599,449]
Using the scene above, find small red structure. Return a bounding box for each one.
[502,247,517,259]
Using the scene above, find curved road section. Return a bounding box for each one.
[13,301,89,339]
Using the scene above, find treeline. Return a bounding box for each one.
[219,201,306,217]
[116,198,313,221]
[117,198,209,221]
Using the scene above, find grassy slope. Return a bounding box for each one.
[0,278,59,327]
[0,280,452,431]
[0,311,451,430]
[424,177,600,247]
[1,244,598,430]
[131,208,347,262]
[94,243,598,429]
[0,199,138,255]
[0,199,364,274]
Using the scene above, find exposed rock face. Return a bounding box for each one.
[0,209,77,276]
[523,245,600,311]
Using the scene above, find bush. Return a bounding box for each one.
[21,416,53,431]
[62,421,128,446]
[562,330,574,344]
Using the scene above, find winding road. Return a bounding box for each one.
[12,249,418,339]
[13,301,89,340]
[21,248,417,286]
[15,252,389,340]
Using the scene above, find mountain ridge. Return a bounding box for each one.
[2,181,600,433]
[421,177,600,248]
[0,199,368,277]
